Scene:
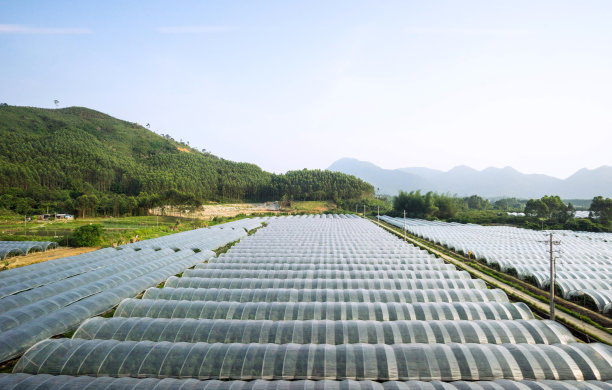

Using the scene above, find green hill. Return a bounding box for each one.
[0,105,373,216]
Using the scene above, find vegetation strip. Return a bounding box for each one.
[371,217,612,345]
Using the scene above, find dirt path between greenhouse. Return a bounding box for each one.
[2,247,99,270]
[371,218,612,345]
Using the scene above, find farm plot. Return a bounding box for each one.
[3,215,612,388]
[0,218,264,363]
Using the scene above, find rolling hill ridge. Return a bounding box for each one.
[328,158,612,198]
[0,106,373,216]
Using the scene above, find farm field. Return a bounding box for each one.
[1,201,335,246]
[0,218,265,365]
[0,202,339,271]
[2,215,611,388]
[381,216,612,316]
[0,215,208,244]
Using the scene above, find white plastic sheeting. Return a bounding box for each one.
[380,216,612,314]
[14,338,612,381]
[141,287,509,304]
[163,277,488,290]
[0,241,58,260]
[74,318,576,345]
[8,214,612,387]
[3,375,612,390]
[0,218,264,363]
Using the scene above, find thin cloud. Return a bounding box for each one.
[405,27,527,36]
[157,26,233,34]
[0,24,92,34]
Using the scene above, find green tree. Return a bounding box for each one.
[465,195,491,210]
[590,196,612,226]
[70,224,103,247]
[541,195,568,222]
[393,190,460,219]
[524,199,548,219]
[76,194,99,218]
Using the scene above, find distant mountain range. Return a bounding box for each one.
[328,158,612,199]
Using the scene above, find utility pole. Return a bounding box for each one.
[403,210,407,241]
[540,232,561,320]
[363,204,365,217]
[377,205,380,225]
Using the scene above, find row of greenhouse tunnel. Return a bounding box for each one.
[1,214,612,389]
[379,217,612,315]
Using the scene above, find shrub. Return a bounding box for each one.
[70,224,104,247]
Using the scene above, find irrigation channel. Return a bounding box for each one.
[1,215,612,389]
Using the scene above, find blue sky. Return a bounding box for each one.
[1,1,611,178]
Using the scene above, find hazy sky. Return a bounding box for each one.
[1,1,611,179]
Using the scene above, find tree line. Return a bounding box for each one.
[390,190,611,232]
[391,191,493,219]
[524,195,611,231]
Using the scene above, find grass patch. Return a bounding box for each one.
[0,213,269,248]
[100,308,116,318]
[214,240,240,256]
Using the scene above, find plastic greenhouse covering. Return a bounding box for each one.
[0,241,57,260]
[0,247,116,281]
[527,272,612,290]
[210,257,442,265]
[0,218,265,363]
[194,263,457,271]
[74,318,576,345]
[546,280,612,298]
[182,269,472,280]
[379,216,612,314]
[565,290,612,314]
[2,376,612,390]
[0,250,202,331]
[114,299,533,321]
[164,277,488,290]
[140,287,509,304]
[5,214,612,387]
[0,247,143,298]
[0,250,211,362]
[14,338,612,381]
[119,218,264,251]
[0,248,185,315]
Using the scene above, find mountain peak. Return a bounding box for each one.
[446,165,478,174]
[327,158,610,198]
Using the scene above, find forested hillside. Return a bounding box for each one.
[0,105,373,216]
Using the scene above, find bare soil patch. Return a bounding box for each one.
[197,202,279,218]
[3,247,99,270]
[158,202,280,220]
